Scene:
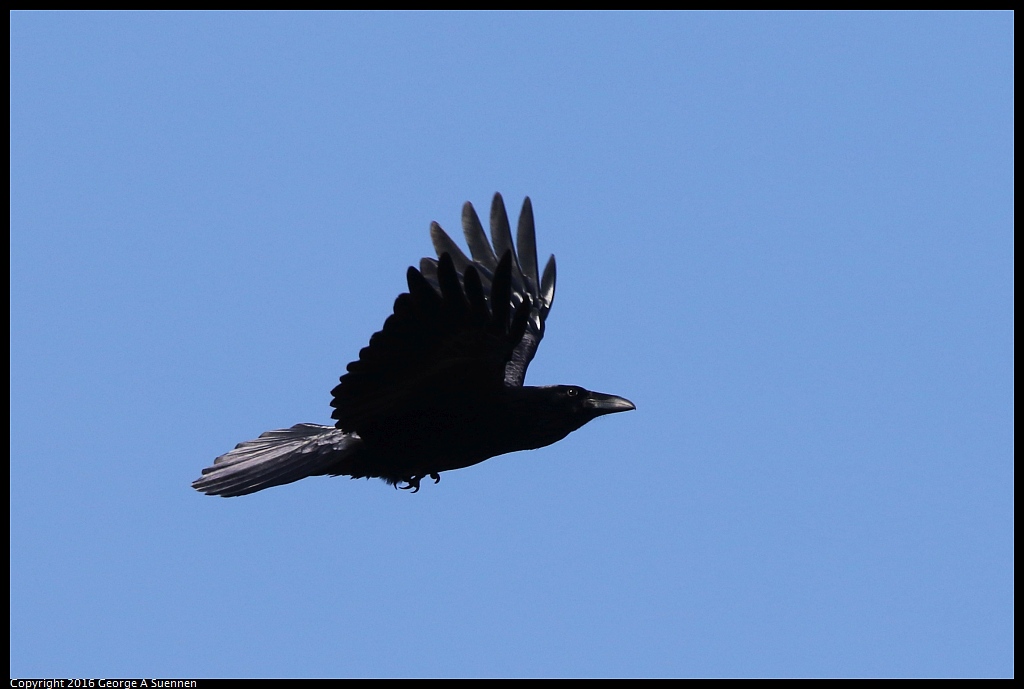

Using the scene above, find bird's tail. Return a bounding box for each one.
[192,424,360,497]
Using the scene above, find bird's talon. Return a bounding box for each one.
[399,476,423,492]
[431,473,440,484]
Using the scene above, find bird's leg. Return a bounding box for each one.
[399,475,423,493]
[430,473,440,484]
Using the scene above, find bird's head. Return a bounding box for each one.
[558,385,636,420]
[512,385,635,451]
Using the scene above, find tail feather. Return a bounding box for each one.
[192,424,360,497]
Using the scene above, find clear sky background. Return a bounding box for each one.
[10,12,1013,678]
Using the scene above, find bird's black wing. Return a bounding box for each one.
[419,193,556,387]
[330,248,532,432]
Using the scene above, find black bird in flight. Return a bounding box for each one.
[193,194,634,496]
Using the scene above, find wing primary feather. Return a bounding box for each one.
[490,193,527,296]
[540,254,556,318]
[516,196,539,295]
[430,222,472,273]
[462,201,498,268]
[490,194,517,272]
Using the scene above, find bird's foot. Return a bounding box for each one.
[397,473,438,492]
[399,475,423,493]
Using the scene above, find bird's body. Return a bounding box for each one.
[343,385,631,484]
[193,194,633,496]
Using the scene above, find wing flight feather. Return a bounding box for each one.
[330,194,556,431]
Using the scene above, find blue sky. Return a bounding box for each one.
[10,12,1013,678]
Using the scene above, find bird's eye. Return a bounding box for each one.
[567,387,579,397]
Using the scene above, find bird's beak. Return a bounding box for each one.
[584,392,636,416]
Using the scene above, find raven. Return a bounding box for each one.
[192,194,634,496]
